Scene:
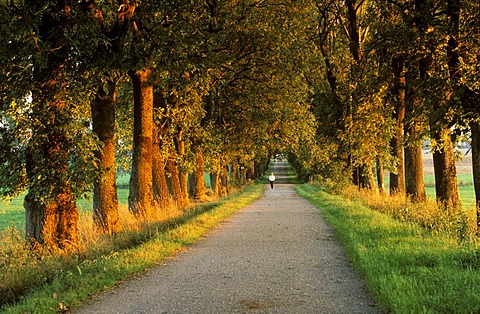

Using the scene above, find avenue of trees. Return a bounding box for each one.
[1,0,480,253]
[288,0,480,233]
[0,0,315,252]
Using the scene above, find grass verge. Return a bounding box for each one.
[0,183,264,313]
[296,184,480,314]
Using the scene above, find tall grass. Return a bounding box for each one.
[331,185,478,241]
[0,183,264,313]
[296,184,480,313]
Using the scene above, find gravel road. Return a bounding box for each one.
[75,161,381,314]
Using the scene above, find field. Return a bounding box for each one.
[0,174,213,233]
[0,176,130,233]
[1,152,476,233]
[422,149,475,208]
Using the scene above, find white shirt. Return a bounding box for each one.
[269,174,275,181]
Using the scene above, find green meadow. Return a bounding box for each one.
[1,173,476,233]
[296,184,480,313]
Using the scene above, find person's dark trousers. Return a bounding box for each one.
[269,181,274,189]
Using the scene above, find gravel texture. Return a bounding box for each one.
[75,161,381,314]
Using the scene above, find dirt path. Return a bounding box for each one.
[75,161,381,313]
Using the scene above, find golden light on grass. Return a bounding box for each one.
[339,185,478,241]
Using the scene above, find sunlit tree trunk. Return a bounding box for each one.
[405,143,426,202]
[166,156,187,209]
[360,164,375,190]
[128,68,155,219]
[209,172,218,197]
[24,3,79,252]
[430,127,460,209]
[192,142,207,200]
[208,158,221,198]
[153,152,170,209]
[389,137,401,193]
[405,65,426,202]
[24,103,80,252]
[91,82,120,234]
[221,164,230,196]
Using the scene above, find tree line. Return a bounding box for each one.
[1,0,480,253]
[289,0,480,233]
[0,1,315,252]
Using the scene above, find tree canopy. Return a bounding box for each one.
[1,0,480,250]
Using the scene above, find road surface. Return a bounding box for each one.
[75,161,381,313]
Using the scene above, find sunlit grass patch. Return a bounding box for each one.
[297,184,480,313]
[0,183,264,313]
[336,185,478,241]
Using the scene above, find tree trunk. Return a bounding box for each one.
[24,125,80,252]
[25,189,79,252]
[153,152,170,209]
[427,0,460,210]
[389,137,399,194]
[222,165,230,196]
[174,131,189,204]
[166,157,187,209]
[23,1,80,252]
[209,172,217,197]
[128,68,155,219]
[391,57,406,195]
[91,83,120,234]
[360,164,375,190]
[405,143,426,202]
[152,90,171,209]
[470,121,480,233]
[193,145,207,200]
[376,157,385,194]
[430,126,461,209]
[404,60,427,203]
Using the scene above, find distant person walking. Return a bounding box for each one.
[269,172,275,189]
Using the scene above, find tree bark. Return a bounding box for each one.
[405,143,426,202]
[360,164,375,190]
[430,126,461,209]
[404,63,426,202]
[471,121,480,234]
[428,0,460,210]
[391,57,406,195]
[24,3,79,252]
[153,152,170,209]
[221,165,230,196]
[166,156,187,209]
[128,68,155,219]
[152,90,171,209]
[376,157,385,194]
[389,137,399,193]
[193,147,207,200]
[174,130,189,205]
[91,82,120,234]
[24,112,80,252]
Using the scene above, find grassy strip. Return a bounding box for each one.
[1,184,264,314]
[296,184,480,314]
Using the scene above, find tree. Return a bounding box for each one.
[128,67,156,218]
[0,1,100,251]
[91,80,120,234]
